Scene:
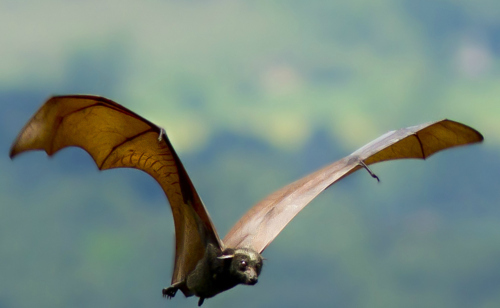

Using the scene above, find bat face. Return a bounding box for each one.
[228,248,263,285]
[9,95,483,305]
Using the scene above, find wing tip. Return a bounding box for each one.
[9,142,49,160]
[9,134,29,160]
[439,118,484,143]
[9,145,18,159]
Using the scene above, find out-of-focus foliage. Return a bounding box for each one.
[1,1,499,308]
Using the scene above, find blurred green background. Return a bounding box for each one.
[1,1,499,307]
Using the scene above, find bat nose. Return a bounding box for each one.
[248,276,258,285]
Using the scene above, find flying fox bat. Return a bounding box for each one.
[10,95,483,306]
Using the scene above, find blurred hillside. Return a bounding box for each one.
[1,1,499,308]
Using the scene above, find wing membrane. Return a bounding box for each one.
[223,119,483,252]
[10,95,223,289]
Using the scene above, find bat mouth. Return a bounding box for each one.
[246,277,258,285]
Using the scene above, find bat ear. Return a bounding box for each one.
[217,254,234,260]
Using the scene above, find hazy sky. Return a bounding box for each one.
[3,0,498,152]
[2,2,499,308]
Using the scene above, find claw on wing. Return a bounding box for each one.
[359,160,380,182]
[158,127,165,142]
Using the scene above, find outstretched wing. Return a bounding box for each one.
[223,119,483,252]
[10,95,223,289]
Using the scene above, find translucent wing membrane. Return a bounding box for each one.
[10,95,222,291]
[224,120,483,252]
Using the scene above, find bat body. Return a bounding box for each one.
[164,244,262,306]
[10,95,483,305]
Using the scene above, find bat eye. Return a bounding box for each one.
[239,260,247,270]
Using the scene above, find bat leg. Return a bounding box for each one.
[359,161,380,182]
[162,281,184,299]
[198,297,205,306]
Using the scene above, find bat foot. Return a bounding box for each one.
[162,286,178,299]
[198,297,205,306]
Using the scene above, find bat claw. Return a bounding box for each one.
[359,161,380,182]
[162,286,177,299]
[158,127,165,142]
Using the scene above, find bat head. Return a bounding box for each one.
[219,248,263,285]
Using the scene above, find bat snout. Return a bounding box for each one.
[247,276,258,285]
[244,268,259,285]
